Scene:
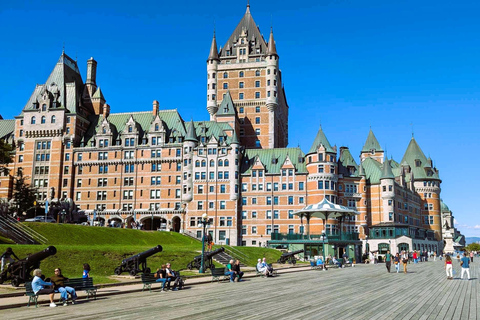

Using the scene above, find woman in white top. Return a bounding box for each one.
[401,251,408,273]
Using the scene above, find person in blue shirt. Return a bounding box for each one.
[460,252,471,280]
[82,263,91,278]
[31,269,57,307]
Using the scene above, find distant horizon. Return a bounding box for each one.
[0,0,479,236]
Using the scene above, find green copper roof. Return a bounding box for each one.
[92,87,105,100]
[0,119,15,140]
[361,157,382,184]
[193,121,233,145]
[84,109,185,145]
[216,91,236,116]
[241,148,307,175]
[229,129,240,145]
[362,129,383,152]
[308,125,334,154]
[380,158,395,180]
[22,52,85,115]
[185,120,198,142]
[338,148,358,177]
[440,201,450,212]
[400,137,440,180]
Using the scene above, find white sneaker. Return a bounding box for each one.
[63,301,68,306]
[50,303,57,307]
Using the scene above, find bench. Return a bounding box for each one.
[310,261,325,270]
[25,282,50,308]
[256,264,277,277]
[141,273,160,292]
[67,278,97,300]
[211,268,228,282]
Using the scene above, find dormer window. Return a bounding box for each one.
[415,160,421,167]
[102,127,106,134]
[42,104,47,111]
[31,116,36,124]
[128,125,133,133]
[155,124,159,131]
[370,149,375,155]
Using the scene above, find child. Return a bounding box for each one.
[82,263,91,278]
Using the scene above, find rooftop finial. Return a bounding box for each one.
[410,122,414,138]
[62,42,65,54]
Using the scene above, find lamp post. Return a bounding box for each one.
[321,231,326,264]
[199,213,209,273]
[365,235,369,256]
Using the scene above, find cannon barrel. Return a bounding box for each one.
[24,246,57,266]
[280,249,304,257]
[122,245,162,264]
[193,247,225,260]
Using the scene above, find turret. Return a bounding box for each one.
[380,157,395,222]
[182,120,197,202]
[360,129,384,163]
[265,27,279,112]
[229,129,241,201]
[207,32,219,120]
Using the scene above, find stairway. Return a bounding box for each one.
[0,215,48,244]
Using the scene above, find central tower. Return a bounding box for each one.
[206,4,289,149]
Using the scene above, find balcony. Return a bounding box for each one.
[343,192,362,199]
[271,232,360,242]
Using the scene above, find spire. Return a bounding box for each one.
[380,157,395,180]
[92,87,105,100]
[308,125,334,154]
[362,129,383,152]
[185,120,198,142]
[208,31,219,61]
[231,129,240,145]
[401,136,428,165]
[266,27,278,57]
[358,162,366,177]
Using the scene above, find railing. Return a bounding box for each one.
[271,232,360,241]
[224,246,248,261]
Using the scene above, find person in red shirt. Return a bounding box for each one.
[444,255,453,279]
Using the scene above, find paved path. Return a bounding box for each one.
[0,260,477,319]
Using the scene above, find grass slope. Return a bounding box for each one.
[0,223,282,284]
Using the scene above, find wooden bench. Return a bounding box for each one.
[25,281,49,308]
[141,273,160,292]
[67,278,97,300]
[211,268,228,282]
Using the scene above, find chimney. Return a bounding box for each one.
[86,57,97,86]
[153,100,159,116]
[103,103,110,118]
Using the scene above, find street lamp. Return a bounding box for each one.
[199,213,209,273]
[320,232,326,265]
[365,235,369,256]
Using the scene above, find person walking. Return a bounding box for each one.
[393,253,401,273]
[413,251,418,264]
[401,251,408,273]
[460,252,471,280]
[444,255,453,280]
[470,251,473,263]
[1,247,19,273]
[385,250,392,273]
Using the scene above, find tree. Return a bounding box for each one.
[0,139,13,175]
[466,243,480,252]
[12,168,37,216]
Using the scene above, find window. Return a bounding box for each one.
[239,93,244,100]
[51,115,56,123]
[223,72,228,78]
[255,106,260,113]
[299,182,304,191]
[318,165,324,173]
[255,80,260,87]
[255,70,260,76]
[239,71,244,77]
[239,107,244,113]
[266,225,272,235]
[288,196,294,205]
[223,83,228,89]
[41,116,46,124]
[220,201,226,209]
[31,116,36,124]
[255,92,260,99]
[255,140,260,148]
[239,82,244,88]
[288,210,294,219]
[252,226,257,234]
[318,181,323,189]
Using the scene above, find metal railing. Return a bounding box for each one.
[271,232,360,241]
[0,215,48,244]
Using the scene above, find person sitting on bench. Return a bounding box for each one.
[32,269,57,307]
[316,257,327,270]
[332,256,342,268]
[225,260,236,283]
[50,268,77,305]
[232,260,244,281]
[256,259,268,276]
[261,258,274,276]
[154,264,168,291]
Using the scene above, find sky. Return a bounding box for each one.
[0,0,479,237]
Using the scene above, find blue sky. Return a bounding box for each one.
[1,0,479,237]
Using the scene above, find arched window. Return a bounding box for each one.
[155,124,159,131]
[255,70,260,76]
[41,116,46,124]
[51,115,56,124]
[218,159,223,167]
[224,159,229,167]
[31,116,36,124]
[201,160,206,167]
[223,72,228,79]
[42,104,47,111]
[128,125,133,133]
[209,160,215,167]
[195,160,200,167]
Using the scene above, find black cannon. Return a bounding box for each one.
[277,249,304,265]
[186,247,225,271]
[0,246,57,287]
[114,245,162,276]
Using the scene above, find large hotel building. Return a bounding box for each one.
[0,5,463,257]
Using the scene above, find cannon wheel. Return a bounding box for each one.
[291,258,297,265]
[144,267,151,274]
[187,263,193,270]
[11,277,20,287]
[210,264,215,270]
[129,270,137,276]
[114,267,122,275]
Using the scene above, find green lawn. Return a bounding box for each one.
[0,223,282,284]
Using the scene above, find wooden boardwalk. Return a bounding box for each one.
[1,260,477,319]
